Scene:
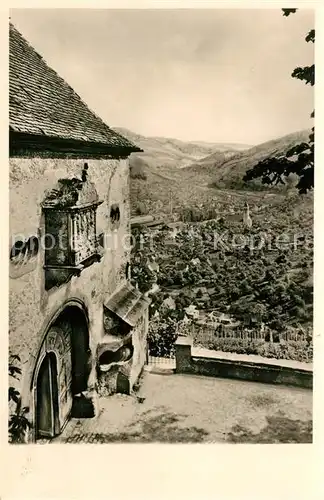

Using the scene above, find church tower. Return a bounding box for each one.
[243,201,252,229]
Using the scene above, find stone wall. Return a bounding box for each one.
[129,310,149,389]
[9,157,131,410]
[175,337,313,389]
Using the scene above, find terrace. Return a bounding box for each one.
[53,369,312,444]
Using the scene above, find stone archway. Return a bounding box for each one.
[33,302,91,439]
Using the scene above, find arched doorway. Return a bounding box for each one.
[54,305,91,396]
[36,352,60,438]
[34,302,91,439]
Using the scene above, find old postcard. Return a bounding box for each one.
[3,2,321,499]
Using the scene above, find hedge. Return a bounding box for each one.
[194,337,313,363]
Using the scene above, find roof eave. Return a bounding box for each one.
[9,130,143,158]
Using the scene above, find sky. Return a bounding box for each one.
[10,9,314,145]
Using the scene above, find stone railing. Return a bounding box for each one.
[174,336,312,389]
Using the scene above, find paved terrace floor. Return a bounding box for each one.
[53,370,312,444]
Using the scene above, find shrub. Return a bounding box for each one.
[134,202,148,215]
[258,340,313,363]
[196,338,264,355]
[193,337,313,363]
[148,318,178,357]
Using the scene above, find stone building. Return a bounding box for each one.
[9,23,149,442]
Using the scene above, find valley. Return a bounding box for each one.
[125,127,314,362]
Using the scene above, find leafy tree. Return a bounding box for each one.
[148,316,178,357]
[240,279,253,295]
[176,293,192,309]
[131,255,157,293]
[149,291,165,318]
[243,9,314,194]
[251,303,267,323]
[291,305,308,320]
[230,285,240,301]
[269,318,285,333]
[134,202,148,215]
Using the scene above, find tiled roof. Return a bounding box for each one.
[9,23,140,151]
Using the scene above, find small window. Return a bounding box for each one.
[98,232,105,250]
[26,236,39,257]
[10,240,26,261]
[126,262,130,280]
[10,236,39,264]
[10,235,40,278]
[110,204,121,228]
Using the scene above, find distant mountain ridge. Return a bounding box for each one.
[184,129,311,188]
[113,127,251,176]
[124,127,312,219]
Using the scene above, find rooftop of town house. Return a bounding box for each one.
[130,215,155,226]
[9,23,141,154]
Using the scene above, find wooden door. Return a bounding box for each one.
[46,326,73,429]
[36,353,59,438]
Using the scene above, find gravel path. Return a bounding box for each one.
[53,371,312,444]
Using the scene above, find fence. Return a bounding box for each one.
[146,319,311,368]
[279,330,310,342]
[147,355,176,370]
[146,340,176,368]
[182,321,310,344]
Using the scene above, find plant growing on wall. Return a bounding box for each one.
[130,227,159,294]
[8,353,31,443]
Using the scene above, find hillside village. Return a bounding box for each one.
[127,126,313,363]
